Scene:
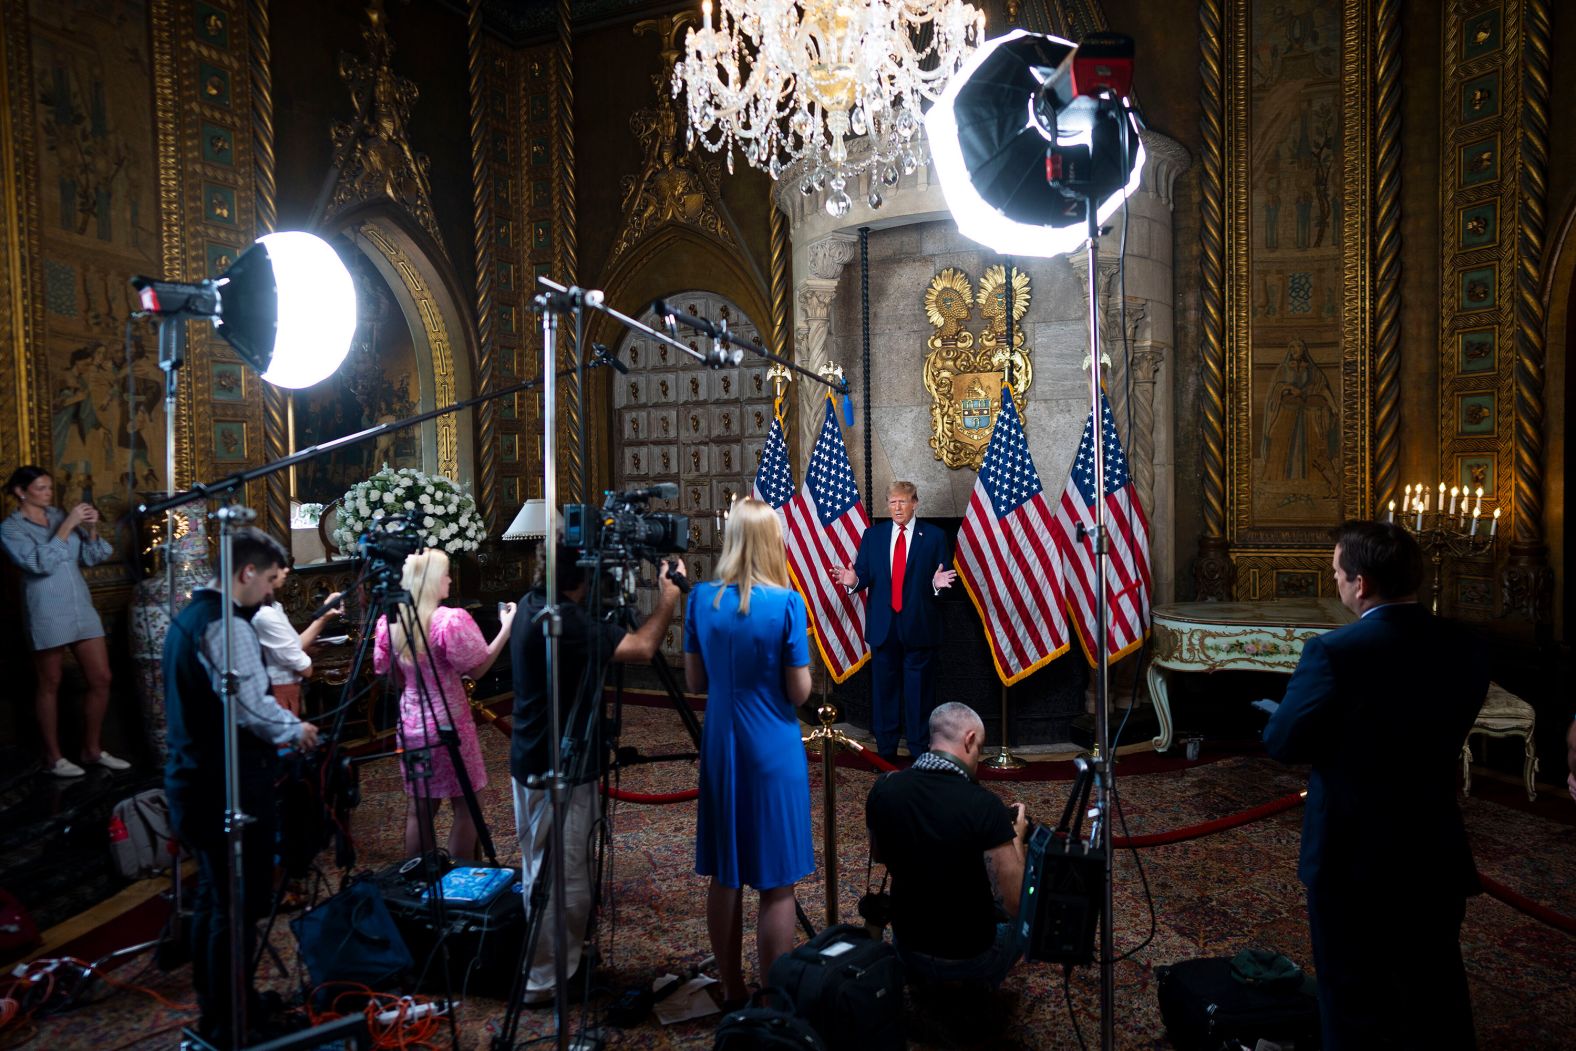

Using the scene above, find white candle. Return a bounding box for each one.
[1402,484,1413,512]
[1438,482,1446,510]
[1387,500,1395,523]
[1470,508,1479,537]
[1449,486,1459,515]
[1415,504,1424,531]
[1474,487,1484,515]
[702,0,712,30]
[1490,507,1500,537]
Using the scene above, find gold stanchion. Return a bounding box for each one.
[980,683,1027,769]
[802,695,871,927]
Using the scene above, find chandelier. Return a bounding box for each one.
[673,0,986,217]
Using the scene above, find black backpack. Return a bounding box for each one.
[767,923,905,1051]
[715,988,828,1051]
[1156,951,1321,1050]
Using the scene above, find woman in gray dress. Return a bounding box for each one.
[1,466,125,777]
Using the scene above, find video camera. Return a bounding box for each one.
[358,513,423,592]
[565,483,689,564]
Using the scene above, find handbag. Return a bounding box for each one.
[715,988,829,1051]
[290,874,413,994]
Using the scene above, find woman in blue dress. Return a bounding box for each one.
[685,497,813,1007]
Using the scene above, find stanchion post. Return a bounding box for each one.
[818,700,839,926]
[981,683,1027,770]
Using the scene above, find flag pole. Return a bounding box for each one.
[981,682,1027,769]
[981,260,1027,772]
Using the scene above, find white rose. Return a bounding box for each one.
[404,500,415,510]
[422,515,435,528]
[372,509,384,520]
[382,491,394,503]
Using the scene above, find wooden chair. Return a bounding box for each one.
[1461,682,1539,801]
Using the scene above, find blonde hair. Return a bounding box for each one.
[712,498,789,615]
[889,480,918,500]
[389,548,449,658]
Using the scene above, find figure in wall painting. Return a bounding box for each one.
[1259,336,1339,497]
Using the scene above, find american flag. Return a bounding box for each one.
[778,397,870,682]
[1052,391,1152,663]
[752,408,795,530]
[956,387,1070,684]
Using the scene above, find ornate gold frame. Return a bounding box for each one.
[1198,0,1398,600]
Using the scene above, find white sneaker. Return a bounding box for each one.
[49,758,86,777]
[89,751,131,771]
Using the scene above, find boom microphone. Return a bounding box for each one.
[592,342,629,374]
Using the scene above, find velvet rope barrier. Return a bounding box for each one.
[1478,874,1576,937]
[1112,790,1307,848]
[601,785,698,804]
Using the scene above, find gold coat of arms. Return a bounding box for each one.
[923,265,1033,470]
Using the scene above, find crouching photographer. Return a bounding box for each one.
[507,488,687,1008]
[864,701,1030,991]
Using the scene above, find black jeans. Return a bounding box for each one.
[178,790,277,1047]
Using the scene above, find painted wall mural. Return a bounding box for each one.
[1247,0,1344,526]
[29,0,167,565]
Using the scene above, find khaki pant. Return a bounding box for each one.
[512,778,597,996]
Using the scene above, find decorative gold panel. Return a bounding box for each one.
[922,266,1033,471]
[1199,0,1395,599]
[1437,0,1550,559]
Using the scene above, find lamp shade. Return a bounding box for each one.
[503,498,552,540]
[927,29,1145,258]
[215,232,357,388]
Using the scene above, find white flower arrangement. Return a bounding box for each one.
[332,465,488,556]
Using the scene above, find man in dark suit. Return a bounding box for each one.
[831,481,957,763]
[1263,520,1487,1050]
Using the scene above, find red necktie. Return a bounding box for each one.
[891,524,907,613]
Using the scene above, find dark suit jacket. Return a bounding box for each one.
[852,519,951,649]
[1263,602,1488,897]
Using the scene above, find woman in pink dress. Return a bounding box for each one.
[374,549,515,859]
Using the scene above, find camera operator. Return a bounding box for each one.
[865,701,1028,991]
[164,526,319,1048]
[509,543,684,1007]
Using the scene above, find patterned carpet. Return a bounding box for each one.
[17,701,1576,1050]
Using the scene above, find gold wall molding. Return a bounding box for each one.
[922,265,1033,471]
[357,220,459,482]
[252,0,290,540]
[325,0,446,260]
[0,0,44,467]
[1198,0,1388,600]
[467,0,498,528]
[552,0,583,502]
[609,13,737,270]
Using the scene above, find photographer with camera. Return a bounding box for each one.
[865,702,1029,992]
[163,526,319,1048]
[509,540,685,1007]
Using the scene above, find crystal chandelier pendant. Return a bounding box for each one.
[672,0,987,210]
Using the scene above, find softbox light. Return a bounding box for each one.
[927,29,1145,258]
[133,231,357,388]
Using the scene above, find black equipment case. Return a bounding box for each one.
[374,857,525,999]
[1156,955,1321,1050]
[766,923,904,1051]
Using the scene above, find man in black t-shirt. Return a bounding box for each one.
[509,546,682,1006]
[865,702,1028,988]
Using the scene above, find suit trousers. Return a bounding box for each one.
[513,778,597,997]
[871,635,935,757]
[1307,883,1475,1050]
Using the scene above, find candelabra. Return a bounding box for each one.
[1389,482,1499,614]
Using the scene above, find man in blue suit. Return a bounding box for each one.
[831,481,957,763]
[1264,520,1487,1050]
